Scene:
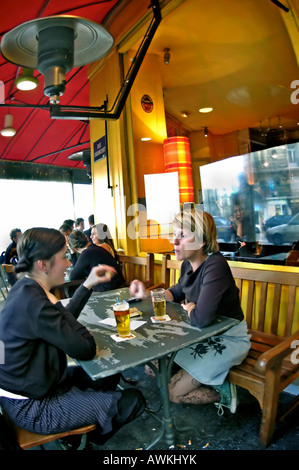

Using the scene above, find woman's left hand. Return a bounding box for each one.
[181,301,196,317]
[83,264,116,290]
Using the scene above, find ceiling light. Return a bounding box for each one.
[0,114,16,137]
[181,111,189,118]
[16,68,39,91]
[141,137,151,141]
[199,107,213,113]
[1,16,114,104]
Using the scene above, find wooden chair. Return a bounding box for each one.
[160,254,182,288]
[118,253,154,288]
[2,410,96,450]
[52,279,86,300]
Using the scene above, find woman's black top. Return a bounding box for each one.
[0,278,96,399]
[70,244,125,292]
[168,252,244,328]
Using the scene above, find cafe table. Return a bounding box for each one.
[67,287,238,449]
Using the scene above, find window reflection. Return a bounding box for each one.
[200,143,299,246]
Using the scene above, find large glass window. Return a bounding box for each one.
[200,143,299,247]
[0,179,93,252]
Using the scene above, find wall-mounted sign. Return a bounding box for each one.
[141,94,153,113]
[94,135,107,162]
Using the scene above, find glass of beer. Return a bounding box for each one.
[113,300,130,337]
[151,288,166,319]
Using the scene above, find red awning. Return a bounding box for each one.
[0,0,121,169]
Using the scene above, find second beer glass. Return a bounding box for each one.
[151,288,166,319]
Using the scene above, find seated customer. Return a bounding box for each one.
[130,209,251,414]
[84,214,95,243]
[4,228,22,285]
[0,227,145,443]
[69,231,125,292]
[59,223,74,261]
[90,223,119,259]
[75,218,85,231]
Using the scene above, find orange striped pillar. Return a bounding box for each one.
[163,136,194,203]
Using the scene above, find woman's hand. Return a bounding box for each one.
[181,301,196,317]
[129,279,148,299]
[83,264,116,290]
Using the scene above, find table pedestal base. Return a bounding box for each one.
[144,355,202,450]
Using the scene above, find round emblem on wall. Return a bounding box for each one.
[141,94,154,113]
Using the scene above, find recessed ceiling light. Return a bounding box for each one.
[141,137,151,141]
[199,107,213,113]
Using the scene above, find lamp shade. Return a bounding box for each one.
[163,136,194,204]
[16,68,39,90]
[0,114,16,137]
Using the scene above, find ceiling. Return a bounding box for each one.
[0,0,298,170]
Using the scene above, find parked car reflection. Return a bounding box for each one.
[266,213,299,245]
[263,215,292,231]
[214,216,233,242]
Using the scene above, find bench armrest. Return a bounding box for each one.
[255,330,299,374]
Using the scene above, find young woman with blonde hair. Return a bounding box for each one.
[130,209,251,414]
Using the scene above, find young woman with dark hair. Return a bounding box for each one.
[69,230,125,291]
[90,223,119,259]
[0,227,145,444]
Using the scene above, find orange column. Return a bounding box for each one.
[164,136,194,203]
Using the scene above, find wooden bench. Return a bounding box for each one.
[1,410,96,450]
[118,253,154,288]
[227,263,299,447]
[159,254,299,447]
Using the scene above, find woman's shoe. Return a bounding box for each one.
[213,381,238,415]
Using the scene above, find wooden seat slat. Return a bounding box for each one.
[2,411,96,450]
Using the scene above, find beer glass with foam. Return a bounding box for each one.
[113,300,130,337]
[151,288,166,319]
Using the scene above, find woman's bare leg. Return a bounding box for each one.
[169,368,220,405]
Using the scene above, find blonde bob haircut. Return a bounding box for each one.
[172,209,219,255]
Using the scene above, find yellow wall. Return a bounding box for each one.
[129,52,167,200]
[88,49,138,254]
[87,0,252,254]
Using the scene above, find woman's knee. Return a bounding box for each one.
[168,384,181,404]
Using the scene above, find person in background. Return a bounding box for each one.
[63,219,75,231]
[59,223,72,241]
[75,218,85,231]
[59,223,74,262]
[84,214,95,243]
[90,223,119,259]
[130,209,251,414]
[4,228,22,285]
[69,230,125,292]
[0,227,145,445]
